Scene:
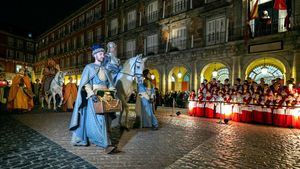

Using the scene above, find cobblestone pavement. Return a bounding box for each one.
[0,115,96,169]
[7,107,300,169]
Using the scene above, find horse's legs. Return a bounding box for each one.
[41,96,44,109]
[124,105,129,128]
[47,94,52,109]
[58,90,63,108]
[52,93,57,110]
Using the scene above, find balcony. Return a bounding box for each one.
[108,28,118,36]
[147,11,159,23]
[205,32,227,46]
[126,20,137,31]
[146,46,159,55]
[125,50,136,58]
[173,0,188,14]
[169,38,187,51]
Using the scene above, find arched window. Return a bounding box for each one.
[171,75,175,82]
[249,65,283,84]
[216,68,229,83]
[183,74,190,82]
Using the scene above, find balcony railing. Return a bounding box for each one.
[108,28,118,36]
[173,0,188,14]
[146,46,159,55]
[147,10,159,23]
[205,32,227,46]
[169,38,187,51]
[126,20,137,30]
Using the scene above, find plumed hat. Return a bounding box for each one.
[92,44,105,55]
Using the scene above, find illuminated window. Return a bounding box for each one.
[215,68,229,83]
[249,65,283,84]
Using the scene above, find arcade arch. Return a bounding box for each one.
[149,69,160,89]
[245,57,285,84]
[200,62,229,83]
[168,66,190,92]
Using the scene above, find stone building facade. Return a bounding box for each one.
[0,30,35,82]
[2,0,300,93]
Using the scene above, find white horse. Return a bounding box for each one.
[42,71,66,111]
[115,54,147,128]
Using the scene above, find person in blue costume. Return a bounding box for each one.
[104,42,121,85]
[137,69,159,130]
[69,44,117,154]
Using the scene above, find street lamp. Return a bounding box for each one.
[177,67,182,78]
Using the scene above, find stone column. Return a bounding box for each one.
[294,50,300,83]
[193,62,198,90]
[231,56,240,85]
[162,65,167,94]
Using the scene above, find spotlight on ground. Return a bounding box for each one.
[176,111,181,116]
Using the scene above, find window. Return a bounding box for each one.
[108,0,117,11]
[250,0,287,37]
[88,53,92,63]
[50,47,54,55]
[110,18,118,36]
[214,68,229,83]
[127,10,136,30]
[79,15,85,27]
[171,27,187,50]
[60,58,65,68]
[126,39,136,57]
[56,44,60,54]
[66,57,70,67]
[67,40,71,51]
[7,49,14,58]
[80,34,85,47]
[147,1,158,22]
[173,0,187,14]
[8,37,14,46]
[249,65,283,84]
[147,34,158,55]
[96,27,101,42]
[95,5,102,19]
[73,37,77,49]
[26,42,34,51]
[87,31,93,45]
[206,17,227,45]
[61,43,65,53]
[78,54,83,65]
[17,40,23,49]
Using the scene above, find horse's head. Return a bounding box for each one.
[122,54,146,77]
[133,54,147,78]
[55,71,66,86]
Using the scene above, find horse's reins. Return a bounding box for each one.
[118,57,143,78]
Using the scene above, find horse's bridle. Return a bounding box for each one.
[119,57,143,78]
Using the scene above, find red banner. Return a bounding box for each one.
[274,0,287,10]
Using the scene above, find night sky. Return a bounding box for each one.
[0,0,93,38]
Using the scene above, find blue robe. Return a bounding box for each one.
[137,81,158,128]
[69,63,112,148]
[104,54,121,84]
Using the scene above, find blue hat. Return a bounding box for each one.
[92,44,105,55]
